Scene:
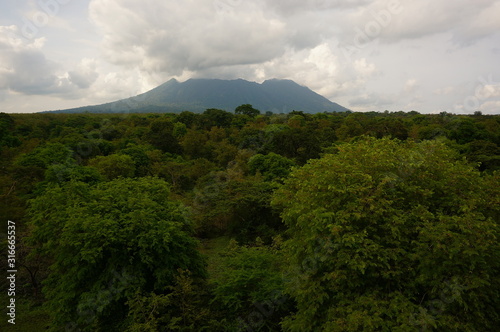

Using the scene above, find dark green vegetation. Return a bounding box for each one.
[45,78,349,114]
[1,108,499,331]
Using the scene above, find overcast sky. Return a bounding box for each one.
[1,0,499,114]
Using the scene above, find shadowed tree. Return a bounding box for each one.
[235,104,261,117]
[144,118,182,154]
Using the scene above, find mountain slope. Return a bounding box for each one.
[47,78,349,113]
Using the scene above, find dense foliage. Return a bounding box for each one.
[0,108,499,331]
[27,177,206,331]
[273,138,500,331]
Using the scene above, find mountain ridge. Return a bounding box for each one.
[44,78,349,113]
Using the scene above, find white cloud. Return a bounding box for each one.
[477,84,500,98]
[89,69,148,102]
[479,100,500,114]
[452,0,500,45]
[361,0,500,45]
[265,0,370,15]
[354,58,377,77]
[404,78,417,93]
[325,0,500,52]
[0,24,103,103]
[434,86,456,95]
[68,58,99,89]
[348,92,395,110]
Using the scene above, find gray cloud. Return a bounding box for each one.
[89,1,295,75]
[352,0,500,45]
[0,25,99,97]
[5,51,62,94]
[88,0,373,75]
[68,59,99,89]
[1,0,500,113]
[349,93,394,107]
[264,0,371,15]
[88,0,500,82]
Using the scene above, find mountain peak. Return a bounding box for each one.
[45,78,349,113]
[262,78,296,83]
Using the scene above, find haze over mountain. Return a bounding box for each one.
[45,78,349,114]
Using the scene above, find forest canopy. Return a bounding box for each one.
[0,109,499,331]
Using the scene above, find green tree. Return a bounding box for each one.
[448,118,488,145]
[212,240,289,331]
[27,177,206,331]
[16,142,74,169]
[235,104,261,117]
[272,137,500,331]
[193,171,281,241]
[173,122,188,138]
[335,113,365,141]
[88,154,136,180]
[287,115,305,129]
[211,139,239,167]
[175,111,198,128]
[0,112,21,148]
[144,118,182,154]
[14,143,75,189]
[126,270,216,332]
[465,140,500,172]
[118,144,153,177]
[201,109,234,128]
[43,164,103,186]
[248,152,296,182]
[416,124,449,141]
[181,129,212,160]
[268,127,322,164]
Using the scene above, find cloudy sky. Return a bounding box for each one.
[1,0,499,114]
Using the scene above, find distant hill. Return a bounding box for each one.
[45,78,349,113]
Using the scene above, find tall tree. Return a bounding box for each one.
[87,154,136,180]
[144,118,182,154]
[273,137,500,331]
[235,104,261,117]
[248,152,296,182]
[27,177,206,331]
